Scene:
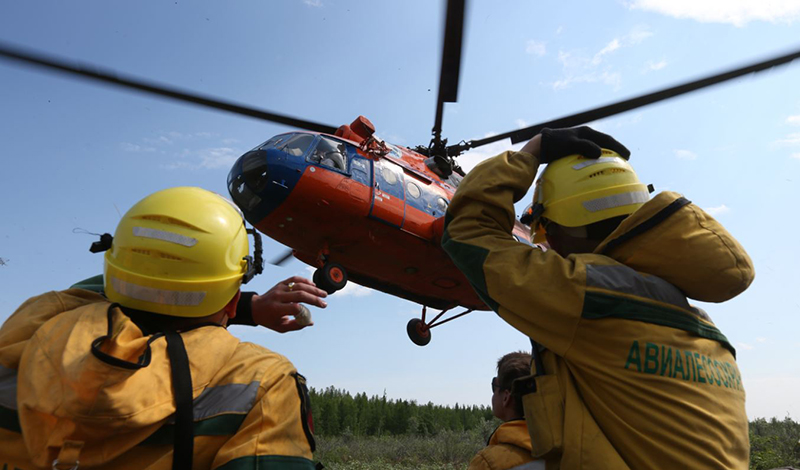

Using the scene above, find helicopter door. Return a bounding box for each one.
[369,158,406,227]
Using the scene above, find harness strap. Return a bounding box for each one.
[165,331,193,470]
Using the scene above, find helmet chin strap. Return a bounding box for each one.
[242,226,264,284]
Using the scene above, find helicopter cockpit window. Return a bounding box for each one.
[258,134,289,150]
[277,133,315,157]
[308,136,347,172]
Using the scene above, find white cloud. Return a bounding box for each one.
[626,0,800,27]
[550,26,651,91]
[593,39,621,65]
[144,135,173,145]
[515,119,529,129]
[525,40,546,57]
[196,147,239,169]
[786,115,800,126]
[792,153,800,160]
[704,204,730,216]
[553,69,621,91]
[736,342,754,350]
[304,0,323,6]
[756,336,768,343]
[120,142,156,152]
[674,149,698,160]
[644,59,668,72]
[164,147,240,170]
[774,132,800,146]
[627,24,655,44]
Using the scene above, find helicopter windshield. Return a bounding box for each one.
[308,136,347,172]
[275,133,316,157]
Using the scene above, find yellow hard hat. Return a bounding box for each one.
[104,187,252,317]
[530,151,649,243]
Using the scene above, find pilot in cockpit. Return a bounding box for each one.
[311,137,346,172]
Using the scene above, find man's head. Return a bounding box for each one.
[104,187,257,325]
[492,351,532,421]
[530,151,649,257]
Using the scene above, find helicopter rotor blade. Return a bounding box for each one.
[457,45,800,152]
[0,41,338,134]
[270,249,295,266]
[431,0,466,141]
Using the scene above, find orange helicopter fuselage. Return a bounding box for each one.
[227,120,531,310]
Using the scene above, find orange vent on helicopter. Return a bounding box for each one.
[335,115,376,143]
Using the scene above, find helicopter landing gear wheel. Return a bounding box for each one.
[406,318,431,346]
[313,262,347,295]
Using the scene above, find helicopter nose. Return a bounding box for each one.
[228,149,270,213]
[227,147,303,226]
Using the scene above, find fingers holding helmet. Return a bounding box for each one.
[539,126,631,163]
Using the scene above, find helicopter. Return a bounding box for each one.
[226,114,536,346]
[2,0,799,345]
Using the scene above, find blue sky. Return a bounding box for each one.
[1,0,799,420]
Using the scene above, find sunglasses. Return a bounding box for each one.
[491,377,499,392]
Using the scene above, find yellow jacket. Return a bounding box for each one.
[442,151,754,470]
[0,289,315,469]
[469,420,543,470]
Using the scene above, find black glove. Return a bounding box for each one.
[539,126,630,163]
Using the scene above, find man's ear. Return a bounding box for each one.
[501,390,514,409]
[223,290,242,320]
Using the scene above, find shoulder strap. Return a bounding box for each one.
[165,331,194,470]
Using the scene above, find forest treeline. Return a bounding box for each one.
[309,386,497,437]
[311,386,800,469]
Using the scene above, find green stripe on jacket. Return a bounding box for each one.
[441,212,500,312]
[583,290,736,357]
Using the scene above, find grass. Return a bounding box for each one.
[314,429,492,469]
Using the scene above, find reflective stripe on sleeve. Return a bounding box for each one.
[586,264,690,310]
[191,381,260,421]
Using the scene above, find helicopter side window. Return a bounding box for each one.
[404,175,448,217]
[278,133,316,157]
[308,136,347,172]
[406,181,421,199]
[374,159,405,199]
[349,155,371,186]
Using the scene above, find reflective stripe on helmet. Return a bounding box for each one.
[111,277,206,306]
[571,156,620,170]
[132,227,198,247]
[582,190,649,213]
